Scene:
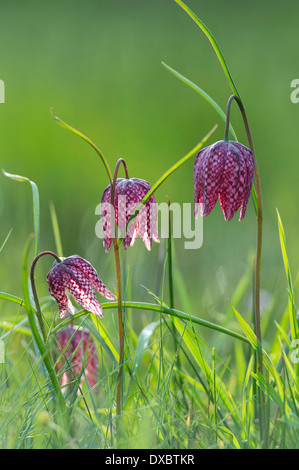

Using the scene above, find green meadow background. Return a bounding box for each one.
[0,0,298,348]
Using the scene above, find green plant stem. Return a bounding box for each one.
[167,199,188,409]
[224,95,236,142]
[24,239,70,435]
[30,250,62,342]
[224,94,265,440]
[110,158,129,417]
[227,96,263,358]
[167,199,174,310]
[52,301,251,345]
[173,0,265,443]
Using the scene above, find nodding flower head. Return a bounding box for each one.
[194,140,254,221]
[55,327,98,392]
[47,255,116,318]
[101,177,159,252]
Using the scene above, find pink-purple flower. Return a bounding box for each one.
[55,327,98,391]
[194,140,254,221]
[47,255,116,318]
[101,177,159,252]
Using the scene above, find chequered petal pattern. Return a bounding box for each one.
[194,140,254,221]
[47,255,116,318]
[55,327,98,392]
[100,185,114,253]
[63,255,116,300]
[101,177,160,252]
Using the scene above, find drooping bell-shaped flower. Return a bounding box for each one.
[194,140,254,221]
[47,255,116,318]
[55,327,98,392]
[101,177,159,252]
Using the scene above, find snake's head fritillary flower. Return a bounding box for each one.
[101,178,159,252]
[55,327,98,392]
[47,255,116,319]
[194,140,254,221]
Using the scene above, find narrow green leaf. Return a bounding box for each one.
[49,201,63,257]
[173,0,240,98]
[162,61,237,140]
[217,426,241,449]
[102,300,250,344]
[0,228,13,254]
[0,319,31,338]
[276,209,298,340]
[127,321,161,397]
[173,316,241,427]
[2,170,40,258]
[51,109,113,184]
[252,372,285,411]
[231,302,285,400]
[0,291,25,307]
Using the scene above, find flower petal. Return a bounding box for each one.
[63,255,116,300]
[218,143,242,221]
[47,266,75,318]
[202,141,225,217]
[62,266,104,317]
[101,185,114,253]
[233,143,255,221]
[56,327,98,390]
[194,147,208,217]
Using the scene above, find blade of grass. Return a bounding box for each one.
[49,201,63,257]
[51,109,113,184]
[172,315,242,429]
[2,170,40,258]
[127,320,160,398]
[117,301,250,344]
[0,292,25,308]
[231,302,285,403]
[276,209,298,340]
[173,0,240,98]
[2,291,250,347]
[0,228,13,254]
[0,319,31,338]
[162,61,237,140]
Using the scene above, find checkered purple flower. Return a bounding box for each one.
[194,140,254,221]
[47,255,116,318]
[101,178,159,252]
[55,327,98,391]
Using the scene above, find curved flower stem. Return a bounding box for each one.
[173,0,265,440]
[110,158,129,417]
[30,250,62,342]
[24,239,71,437]
[224,95,237,142]
[225,94,265,438]
[173,0,263,378]
[225,95,263,352]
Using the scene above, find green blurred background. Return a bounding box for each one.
[0,0,298,342]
